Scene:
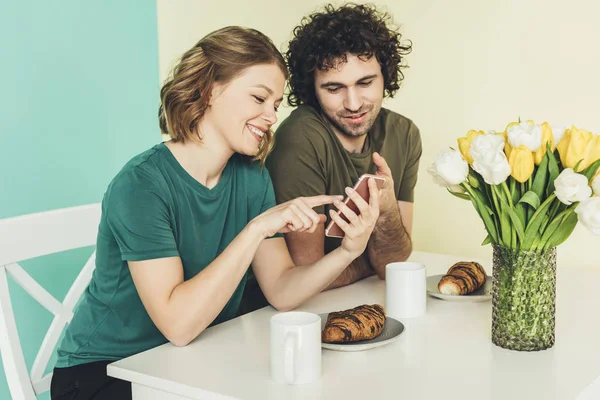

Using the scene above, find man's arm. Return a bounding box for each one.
[284,224,374,290]
[367,200,413,279]
[365,152,415,279]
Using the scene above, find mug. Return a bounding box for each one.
[386,262,427,319]
[270,311,321,384]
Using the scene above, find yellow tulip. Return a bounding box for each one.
[504,142,513,159]
[533,122,555,165]
[557,126,593,169]
[457,130,484,164]
[509,145,535,183]
[581,134,600,170]
[556,127,571,162]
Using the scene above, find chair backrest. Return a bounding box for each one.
[0,204,101,400]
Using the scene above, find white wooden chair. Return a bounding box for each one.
[0,204,101,400]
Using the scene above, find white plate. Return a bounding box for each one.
[319,313,404,352]
[427,274,493,302]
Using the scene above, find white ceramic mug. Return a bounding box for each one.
[386,262,426,319]
[270,311,321,385]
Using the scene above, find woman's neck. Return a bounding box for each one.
[165,133,232,189]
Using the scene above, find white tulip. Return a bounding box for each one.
[592,174,600,196]
[554,168,593,205]
[551,124,569,145]
[469,133,505,162]
[472,149,511,185]
[507,121,543,151]
[574,197,600,235]
[428,150,469,192]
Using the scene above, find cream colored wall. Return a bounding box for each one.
[157,0,600,268]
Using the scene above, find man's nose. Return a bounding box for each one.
[343,87,363,112]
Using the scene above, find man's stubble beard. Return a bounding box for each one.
[322,104,381,138]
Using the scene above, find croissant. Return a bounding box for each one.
[438,261,486,295]
[322,304,386,343]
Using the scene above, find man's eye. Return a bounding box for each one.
[326,87,341,94]
[358,81,373,87]
[253,95,265,103]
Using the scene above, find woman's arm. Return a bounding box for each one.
[128,224,263,347]
[129,194,340,347]
[253,178,381,310]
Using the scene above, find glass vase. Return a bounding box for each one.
[491,245,557,351]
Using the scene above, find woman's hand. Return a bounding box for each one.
[251,195,342,238]
[330,178,380,258]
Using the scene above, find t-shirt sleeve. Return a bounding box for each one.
[105,169,179,262]
[259,167,277,214]
[397,122,423,203]
[267,119,328,214]
[256,166,283,239]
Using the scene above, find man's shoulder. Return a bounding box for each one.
[375,108,421,153]
[276,105,331,142]
[378,108,419,136]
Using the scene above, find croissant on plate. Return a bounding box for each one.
[322,304,386,343]
[437,261,486,295]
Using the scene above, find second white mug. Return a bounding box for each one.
[270,311,322,385]
[385,262,426,319]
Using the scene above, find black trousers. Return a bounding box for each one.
[51,360,131,400]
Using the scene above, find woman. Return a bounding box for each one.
[51,26,380,399]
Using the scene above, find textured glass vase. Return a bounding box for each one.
[491,245,557,351]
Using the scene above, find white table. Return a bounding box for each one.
[107,251,600,400]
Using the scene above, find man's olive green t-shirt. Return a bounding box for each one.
[266,105,422,256]
[56,143,277,368]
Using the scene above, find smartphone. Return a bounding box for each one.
[325,174,386,238]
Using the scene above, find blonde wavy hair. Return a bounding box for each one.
[158,26,287,163]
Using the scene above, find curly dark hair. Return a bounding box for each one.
[286,3,412,108]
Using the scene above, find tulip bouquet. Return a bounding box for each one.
[429,121,600,351]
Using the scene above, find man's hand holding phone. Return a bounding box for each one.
[372,152,397,214]
[325,173,385,238]
[328,177,380,258]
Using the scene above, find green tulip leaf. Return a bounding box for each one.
[509,178,520,204]
[481,234,492,246]
[523,194,556,249]
[531,153,548,199]
[582,159,600,181]
[494,185,524,245]
[518,191,541,210]
[545,212,579,249]
[539,215,562,246]
[447,188,470,200]
[547,150,560,197]
[464,185,499,244]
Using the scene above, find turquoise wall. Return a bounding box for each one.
[0,1,160,398]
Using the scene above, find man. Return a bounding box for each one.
[239,4,421,313]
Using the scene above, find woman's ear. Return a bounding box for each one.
[208,82,224,107]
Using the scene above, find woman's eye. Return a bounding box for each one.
[253,95,265,103]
